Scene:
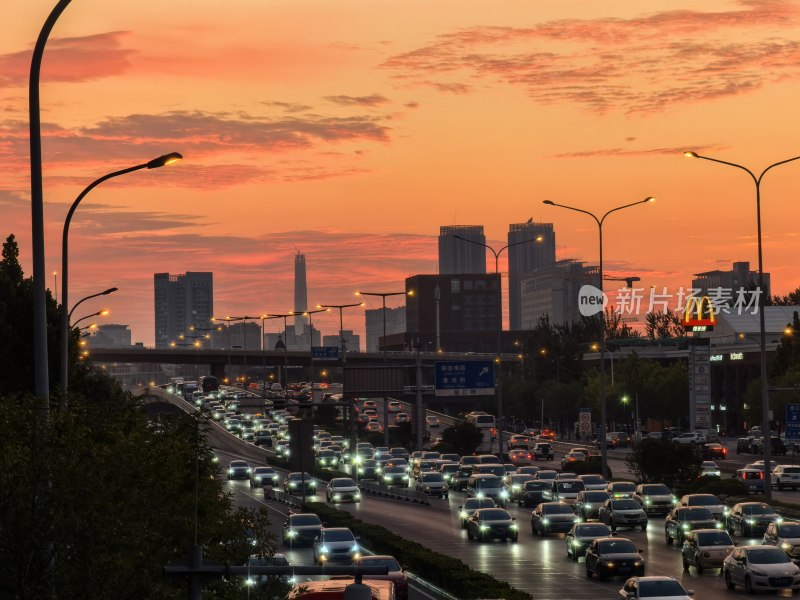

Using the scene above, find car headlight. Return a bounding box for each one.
[354,493,361,499]
[510,523,518,530]
[480,525,489,531]
[645,498,652,505]
[603,560,615,567]
[777,517,784,523]
[672,497,678,504]
[542,518,550,525]
[512,485,521,491]
[782,542,793,551]
[715,522,723,529]
[334,494,341,500]
[289,482,297,488]
[477,493,485,499]
[500,491,509,499]
[403,474,409,480]
[228,469,234,475]
[320,546,329,554]
[633,561,642,567]
[352,544,359,552]
[287,529,296,537]
[272,474,279,480]
[682,523,691,531]
[572,539,582,546]
[574,517,583,523]
[747,519,755,525]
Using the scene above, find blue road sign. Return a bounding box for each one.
[312,346,339,360]
[434,360,495,397]
[787,404,800,440]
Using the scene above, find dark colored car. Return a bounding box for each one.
[518,480,551,508]
[458,497,496,528]
[282,512,323,547]
[466,508,518,542]
[702,443,727,460]
[531,501,579,536]
[585,537,645,580]
[355,555,409,600]
[736,437,754,454]
[283,472,317,495]
[633,484,675,516]
[451,467,473,491]
[763,521,800,563]
[598,498,648,532]
[665,507,720,546]
[566,522,612,561]
[382,465,410,487]
[357,459,381,480]
[575,490,611,521]
[726,502,782,537]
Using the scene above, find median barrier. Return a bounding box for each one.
[359,480,430,505]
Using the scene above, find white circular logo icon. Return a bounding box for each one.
[578,285,608,317]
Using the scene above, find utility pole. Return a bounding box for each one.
[415,339,423,450]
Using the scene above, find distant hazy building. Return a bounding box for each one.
[90,324,132,348]
[508,221,556,330]
[265,324,321,351]
[692,261,769,306]
[520,260,600,328]
[294,252,308,334]
[323,330,360,353]
[365,306,406,352]
[154,272,214,348]
[438,225,486,274]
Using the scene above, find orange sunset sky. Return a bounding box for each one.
[4,1,800,345]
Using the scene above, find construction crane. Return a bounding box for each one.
[603,275,640,288]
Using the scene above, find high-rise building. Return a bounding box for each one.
[692,261,769,305]
[508,221,556,330]
[519,260,600,328]
[438,225,487,274]
[323,330,360,353]
[294,252,308,334]
[365,306,406,352]
[154,272,214,348]
[265,324,321,351]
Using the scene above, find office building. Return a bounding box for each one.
[519,260,600,328]
[265,324,321,352]
[294,252,308,334]
[438,225,486,275]
[323,330,360,353]
[692,261,769,306]
[365,306,406,352]
[508,221,556,330]
[89,324,132,348]
[154,272,213,348]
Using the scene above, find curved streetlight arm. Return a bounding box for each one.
[543,201,600,227]
[72,312,101,329]
[68,288,117,321]
[453,234,500,260]
[600,197,655,227]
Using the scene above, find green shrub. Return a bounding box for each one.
[304,502,532,599]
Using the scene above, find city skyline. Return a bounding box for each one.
[6,1,800,345]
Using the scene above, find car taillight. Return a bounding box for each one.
[759,472,764,479]
[723,449,727,455]
[528,454,532,459]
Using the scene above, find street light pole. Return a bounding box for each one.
[356,290,407,445]
[684,151,800,502]
[59,153,182,401]
[453,234,541,457]
[543,197,654,479]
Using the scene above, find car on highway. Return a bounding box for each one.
[762,521,800,562]
[702,443,727,460]
[672,432,706,445]
[382,465,410,487]
[425,415,439,428]
[517,466,541,477]
[387,401,401,413]
[413,459,439,478]
[394,412,410,425]
[451,466,473,491]
[575,490,611,521]
[532,443,554,461]
[284,472,316,495]
[619,576,692,600]
[517,480,551,508]
[531,501,579,536]
[723,545,800,593]
[253,430,272,446]
[680,528,735,573]
[544,478,585,504]
[534,469,558,484]
[466,474,508,505]
[389,447,410,461]
[250,466,279,488]
[357,459,381,480]
[598,498,648,532]
[312,527,360,565]
[227,460,252,480]
[585,537,645,580]
[678,493,728,521]
[438,462,460,483]
[316,449,339,468]
[664,506,720,546]
[458,497,496,528]
[472,463,506,478]
[416,472,449,498]
[504,474,535,501]
[772,465,800,490]
[561,451,588,469]
[699,461,721,477]
[726,502,782,537]
[365,421,382,432]
[633,483,676,516]
[566,522,612,561]
[607,481,636,499]
[466,508,518,542]
[282,512,323,547]
[326,478,361,503]
[509,448,533,466]
[275,440,290,457]
[578,474,608,491]
[354,555,409,600]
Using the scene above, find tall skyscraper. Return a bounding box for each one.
[365,306,406,352]
[520,260,600,328]
[438,225,487,274]
[294,252,308,334]
[154,272,214,348]
[508,221,556,330]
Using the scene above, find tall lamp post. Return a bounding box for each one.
[684,151,800,501]
[542,196,654,478]
[453,234,542,456]
[356,290,407,445]
[59,153,182,399]
[267,313,297,388]
[293,308,328,408]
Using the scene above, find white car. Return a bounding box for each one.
[326,478,361,503]
[700,461,721,477]
[724,545,800,592]
[619,576,694,600]
[772,465,800,490]
[672,432,706,445]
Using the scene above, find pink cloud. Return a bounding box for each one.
[324,94,391,107]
